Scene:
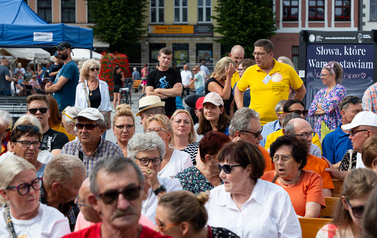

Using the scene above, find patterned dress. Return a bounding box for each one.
[181,142,199,165]
[308,84,346,140]
[175,166,222,195]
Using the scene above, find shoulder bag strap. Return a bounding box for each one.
[82,81,91,108]
[3,205,17,238]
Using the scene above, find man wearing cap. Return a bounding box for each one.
[48,51,63,83]
[61,107,123,176]
[14,62,26,79]
[146,47,182,117]
[136,95,166,129]
[45,41,79,112]
[132,67,140,81]
[0,57,12,96]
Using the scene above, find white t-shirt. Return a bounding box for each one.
[356,152,365,168]
[205,179,301,238]
[158,149,192,178]
[0,203,70,238]
[141,177,182,224]
[180,70,192,86]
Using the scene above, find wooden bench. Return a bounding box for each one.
[321,197,340,218]
[299,217,332,238]
[133,79,141,92]
[332,179,343,197]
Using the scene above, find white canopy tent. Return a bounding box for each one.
[0,48,50,60]
[71,49,102,61]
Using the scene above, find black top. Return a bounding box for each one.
[210,226,240,238]
[147,68,182,116]
[205,77,234,116]
[49,63,63,82]
[40,128,69,152]
[114,73,123,86]
[89,86,101,108]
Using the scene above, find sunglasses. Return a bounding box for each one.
[90,68,100,71]
[285,110,308,117]
[341,97,362,110]
[76,123,99,130]
[15,125,40,132]
[155,216,181,232]
[97,185,142,205]
[345,197,364,219]
[240,128,263,138]
[6,178,43,196]
[5,127,12,133]
[134,156,162,166]
[217,163,242,174]
[28,107,48,114]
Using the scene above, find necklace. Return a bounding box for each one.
[88,79,98,96]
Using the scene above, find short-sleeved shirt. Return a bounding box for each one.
[132,70,140,79]
[259,145,272,172]
[305,154,334,190]
[261,170,326,217]
[362,82,377,112]
[0,65,11,92]
[49,63,63,82]
[237,60,303,125]
[322,125,352,164]
[231,71,240,88]
[54,60,79,111]
[147,68,182,116]
[180,70,192,85]
[205,77,234,116]
[40,128,69,152]
[193,72,204,90]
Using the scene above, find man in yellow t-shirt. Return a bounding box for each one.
[234,39,306,125]
[229,45,245,88]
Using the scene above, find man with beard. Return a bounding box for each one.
[63,156,170,238]
[45,42,79,112]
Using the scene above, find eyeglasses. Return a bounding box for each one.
[345,197,364,219]
[75,197,94,209]
[134,156,162,166]
[292,132,314,139]
[155,216,181,232]
[238,68,244,71]
[252,52,268,57]
[15,140,41,148]
[76,123,99,130]
[144,127,169,134]
[97,185,142,205]
[273,155,292,163]
[240,128,263,138]
[217,163,242,174]
[28,107,48,114]
[114,124,134,131]
[285,110,308,117]
[15,125,40,132]
[349,129,368,137]
[90,67,100,71]
[6,178,43,196]
[341,97,362,110]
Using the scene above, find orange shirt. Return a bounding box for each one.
[304,154,334,190]
[261,170,326,217]
[258,145,272,172]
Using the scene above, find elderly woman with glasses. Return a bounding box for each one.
[317,168,377,238]
[145,114,192,178]
[261,135,325,218]
[0,115,53,175]
[75,59,112,137]
[308,61,346,140]
[205,141,301,238]
[0,155,70,237]
[127,132,182,224]
[112,104,136,156]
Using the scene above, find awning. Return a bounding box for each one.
[0,47,50,60]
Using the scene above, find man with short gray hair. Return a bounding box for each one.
[61,108,123,176]
[260,99,287,147]
[40,154,87,231]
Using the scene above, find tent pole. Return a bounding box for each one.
[90,50,93,59]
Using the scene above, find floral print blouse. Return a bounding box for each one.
[308,84,346,140]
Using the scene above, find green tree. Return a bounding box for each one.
[87,0,148,55]
[212,0,277,57]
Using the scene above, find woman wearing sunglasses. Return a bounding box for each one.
[261,135,325,218]
[155,190,239,237]
[112,104,136,156]
[317,168,377,238]
[308,61,346,141]
[75,59,112,138]
[127,132,182,224]
[145,114,192,178]
[205,141,300,238]
[0,155,70,237]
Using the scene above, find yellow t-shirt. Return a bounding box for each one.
[237,60,303,125]
[231,71,240,88]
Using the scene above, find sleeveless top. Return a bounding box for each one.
[205,77,234,116]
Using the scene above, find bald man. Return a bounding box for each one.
[229,45,245,88]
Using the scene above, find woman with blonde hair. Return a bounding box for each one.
[205,57,236,116]
[145,114,192,178]
[317,168,377,238]
[155,190,239,237]
[112,104,136,156]
[170,109,198,164]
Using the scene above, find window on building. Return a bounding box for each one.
[61,0,75,23]
[174,0,188,23]
[334,0,351,21]
[151,0,164,23]
[309,0,324,21]
[292,46,299,71]
[283,0,299,21]
[371,0,377,21]
[149,43,166,64]
[38,0,52,23]
[196,44,213,64]
[87,0,94,23]
[173,44,189,69]
[198,0,211,23]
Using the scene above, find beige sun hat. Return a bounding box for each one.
[136,95,165,116]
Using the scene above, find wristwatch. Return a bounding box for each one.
[153,185,167,195]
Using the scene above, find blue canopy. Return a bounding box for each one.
[0,0,93,49]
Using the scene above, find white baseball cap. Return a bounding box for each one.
[73,108,105,121]
[341,111,377,130]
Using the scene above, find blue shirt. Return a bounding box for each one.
[260,119,281,148]
[53,60,79,111]
[322,124,352,164]
[132,71,140,79]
